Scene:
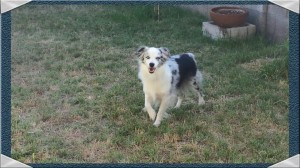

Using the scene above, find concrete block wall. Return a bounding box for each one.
[181,4,289,43]
[265,5,289,43]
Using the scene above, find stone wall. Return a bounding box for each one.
[182,4,289,43]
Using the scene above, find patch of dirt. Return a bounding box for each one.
[64,129,87,142]
[216,9,246,15]
[207,95,241,104]
[240,58,277,71]
[278,80,288,89]
[81,139,111,162]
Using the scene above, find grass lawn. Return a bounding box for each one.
[11,5,288,163]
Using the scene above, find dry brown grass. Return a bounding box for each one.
[240,58,277,71]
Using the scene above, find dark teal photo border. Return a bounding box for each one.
[1,0,299,167]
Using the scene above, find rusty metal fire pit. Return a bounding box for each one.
[210,6,248,28]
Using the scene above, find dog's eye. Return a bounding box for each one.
[156,57,160,60]
[146,56,150,59]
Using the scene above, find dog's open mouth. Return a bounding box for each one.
[149,67,156,73]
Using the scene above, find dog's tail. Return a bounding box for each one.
[196,70,204,87]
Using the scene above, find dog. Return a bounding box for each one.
[136,46,205,127]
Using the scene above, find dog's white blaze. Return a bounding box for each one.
[144,47,162,70]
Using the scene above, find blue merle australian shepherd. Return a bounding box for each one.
[137,46,205,127]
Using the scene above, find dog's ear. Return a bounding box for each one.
[136,46,148,57]
[159,47,170,57]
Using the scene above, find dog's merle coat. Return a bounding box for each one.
[172,54,197,87]
[137,46,205,127]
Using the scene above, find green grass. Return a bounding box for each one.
[11,5,288,163]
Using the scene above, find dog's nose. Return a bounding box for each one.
[149,63,155,68]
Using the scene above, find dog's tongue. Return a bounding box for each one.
[149,67,155,73]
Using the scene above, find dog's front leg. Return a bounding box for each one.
[144,94,156,121]
[153,96,169,127]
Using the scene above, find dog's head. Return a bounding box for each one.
[136,46,170,74]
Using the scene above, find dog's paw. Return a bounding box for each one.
[174,105,181,109]
[148,111,156,121]
[153,120,161,127]
[142,107,147,112]
[198,101,205,106]
[198,98,205,106]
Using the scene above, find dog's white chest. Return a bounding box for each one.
[140,66,172,97]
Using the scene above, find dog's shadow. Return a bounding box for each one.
[168,104,204,121]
